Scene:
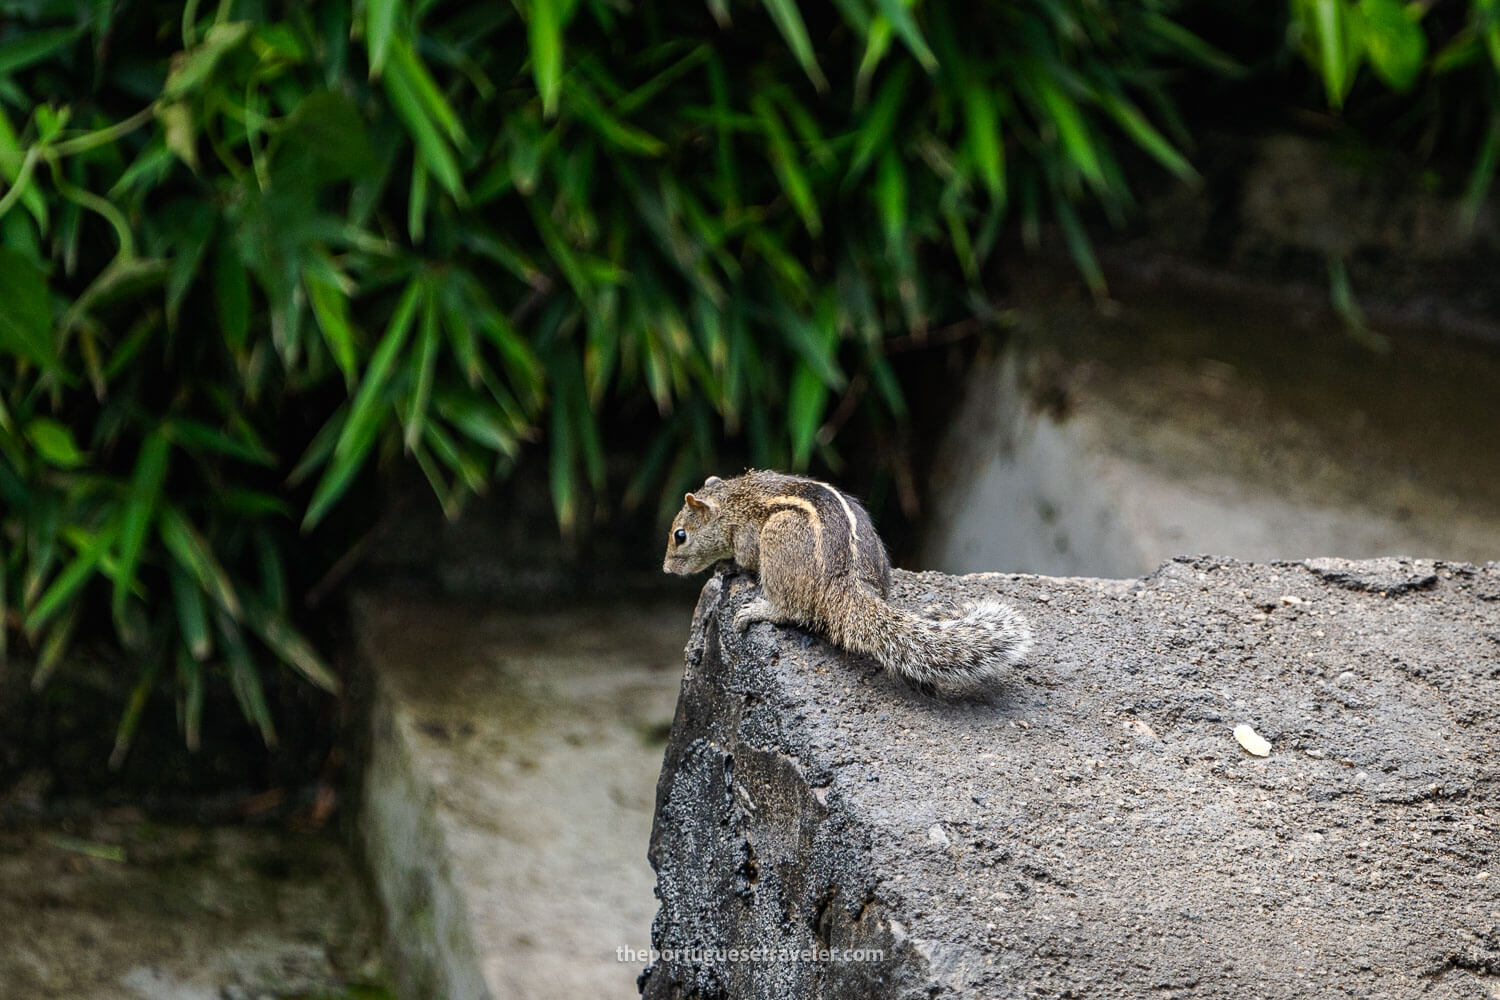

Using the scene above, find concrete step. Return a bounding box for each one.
[354,596,687,999]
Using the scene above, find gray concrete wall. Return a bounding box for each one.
[923,289,1500,580]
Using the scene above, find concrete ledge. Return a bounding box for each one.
[643,558,1500,998]
[355,596,684,999]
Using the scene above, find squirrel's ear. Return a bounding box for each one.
[703,475,722,487]
[685,492,716,513]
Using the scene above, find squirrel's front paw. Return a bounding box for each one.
[733,596,778,633]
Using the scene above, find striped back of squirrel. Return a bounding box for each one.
[728,470,891,596]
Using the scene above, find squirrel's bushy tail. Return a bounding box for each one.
[829,585,1033,696]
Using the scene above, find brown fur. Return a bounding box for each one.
[663,470,1031,695]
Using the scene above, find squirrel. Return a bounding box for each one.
[662,469,1032,696]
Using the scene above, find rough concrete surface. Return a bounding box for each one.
[643,558,1500,999]
[354,596,685,1000]
[0,815,381,999]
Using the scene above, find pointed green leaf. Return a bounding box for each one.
[529,0,568,116]
[1360,0,1426,92]
[761,0,829,91]
[303,250,359,387]
[303,278,424,530]
[109,658,160,770]
[25,418,85,468]
[177,648,204,751]
[243,596,339,693]
[169,561,213,661]
[220,614,277,746]
[873,0,937,72]
[112,430,171,622]
[367,0,401,77]
[0,248,54,369]
[787,362,829,468]
[404,290,440,451]
[157,505,241,619]
[963,84,1006,199]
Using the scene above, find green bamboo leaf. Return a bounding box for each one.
[0,27,81,76]
[303,278,424,530]
[164,21,252,100]
[963,84,1006,199]
[367,0,401,77]
[440,295,481,386]
[529,0,568,117]
[1034,77,1105,188]
[1053,193,1105,299]
[169,561,212,661]
[404,290,440,451]
[288,401,346,487]
[157,505,241,619]
[25,535,108,637]
[787,362,829,468]
[1461,114,1500,228]
[943,201,978,281]
[383,41,465,198]
[0,107,48,230]
[1301,0,1360,109]
[25,418,85,468]
[408,160,429,242]
[1139,13,1246,77]
[777,307,846,390]
[109,657,160,770]
[874,148,907,250]
[420,419,486,499]
[177,648,203,751]
[435,395,521,458]
[872,0,938,72]
[850,63,911,178]
[1359,0,1426,92]
[1097,92,1195,181]
[164,417,276,466]
[243,596,339,693]
[761,0,829,91]
[856,15,895,95]
[32,603,79,692]
[303,250,359,387]
[564,79,667,156]
[752,93,821,236]
[219,488,294,519]
[213,244,250,353]
[549,396,579,531]
[112,430,171,622]
[220,614,277,746]
[0,248,55,370]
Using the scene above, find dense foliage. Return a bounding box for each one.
[0,0,1496,760]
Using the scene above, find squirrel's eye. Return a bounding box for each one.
[674,528,687,545]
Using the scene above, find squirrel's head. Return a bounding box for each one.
[662,476,729,575]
